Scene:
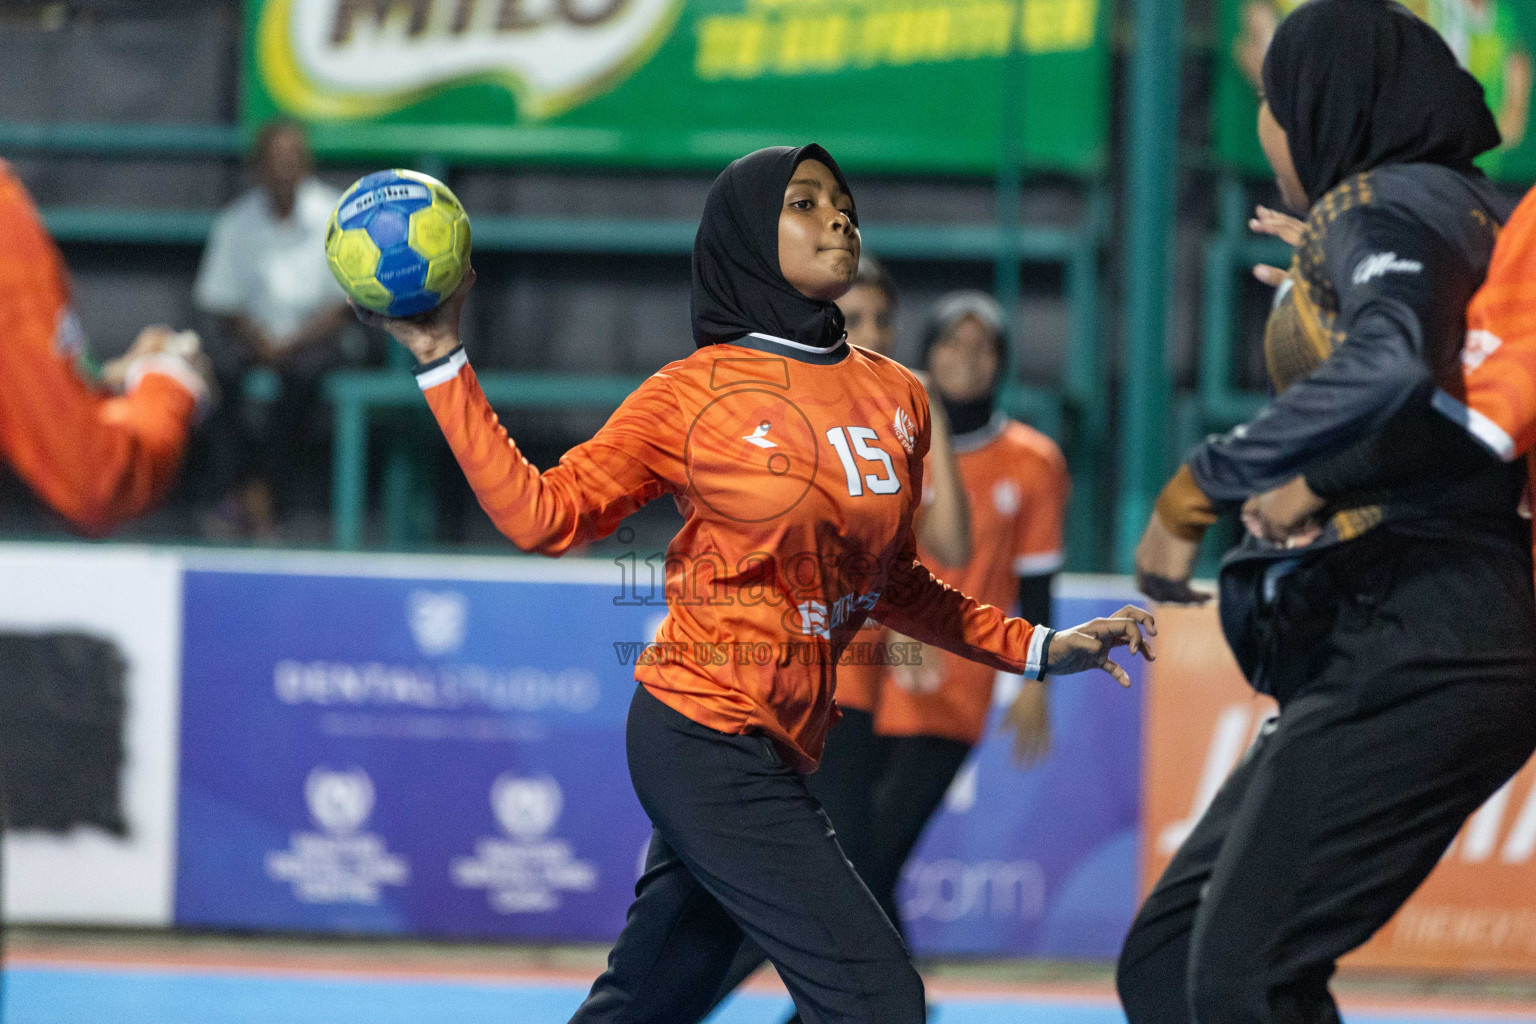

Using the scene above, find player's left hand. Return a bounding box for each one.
[1044,605,1156,688]
[102,326,211,400]
[1003,678,1051,767]
[1242,475,1325,546]
[353,266,476,365]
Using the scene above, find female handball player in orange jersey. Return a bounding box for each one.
[358,144,1153,1024]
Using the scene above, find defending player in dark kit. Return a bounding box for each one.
[1124,4,1536,1022]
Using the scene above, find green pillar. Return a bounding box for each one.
[1114,0,1185,572]
[993,20,1026,423]
[332,394,367,550]
[1065,189,1110,571]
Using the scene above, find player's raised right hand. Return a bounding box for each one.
[353,267,476,365]
[1044,605,1156,688]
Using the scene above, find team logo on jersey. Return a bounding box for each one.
[893,407,917,455]
[1352,252,1423,286]
[742,421,778,449]
[686,389,816,524]
[993,480,1021,515]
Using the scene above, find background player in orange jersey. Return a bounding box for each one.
[0,160,209,535]
[814,255,971,894]
[866,290,1071,934]
[359,143,1153,1024]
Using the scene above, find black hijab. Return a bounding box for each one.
[920,291,1008,436]
[1262,0,1501,206]
[691,144,856,350]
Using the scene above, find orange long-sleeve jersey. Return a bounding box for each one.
[0,162,199,534]
[418,336,1052,770]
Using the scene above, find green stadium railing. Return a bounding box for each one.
[0,121,244,157]
[1183,175,1287,452]
[3,120,1111,565]
[325,371,646,550]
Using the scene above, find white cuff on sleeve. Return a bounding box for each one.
[1013,551,1065,576]
[1025,627,1053,681]
[415,348,468,391]
[1430,388,1517,462]
[125,353,210,413]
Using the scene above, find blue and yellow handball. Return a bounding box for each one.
[325,169,471,317]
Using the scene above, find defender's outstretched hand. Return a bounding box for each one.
[353,267,477,365]
[1044,605,1156,688]
[1249,205,1305,247]
[1249,205,1306,288]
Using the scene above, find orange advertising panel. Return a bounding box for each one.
[1143,604,1536,973]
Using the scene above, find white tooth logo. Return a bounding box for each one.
[492,774,564,842]
[305,767,375,836]
[743,422,778,449]
[409,589,467,656]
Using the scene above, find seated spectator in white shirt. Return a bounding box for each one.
[193,119,353,541]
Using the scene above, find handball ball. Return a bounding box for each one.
[325,169,472,317]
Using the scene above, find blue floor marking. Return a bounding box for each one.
[5,965,1533,1024]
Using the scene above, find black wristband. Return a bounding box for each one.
[1038,629,1053,680]
[412,344,465,378]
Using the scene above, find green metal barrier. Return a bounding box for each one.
[325,371,645,550]
[44,208,215,245]
[1197,176,1288,432]
[37,206,1094,262]
[0,121,243,157]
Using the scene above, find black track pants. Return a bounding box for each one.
[570,687,924,1024]
[708,711,970,1022]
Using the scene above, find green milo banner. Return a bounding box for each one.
[1217,0,1536,183]
[241,0,1110,175]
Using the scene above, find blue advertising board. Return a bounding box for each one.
[176,555,1141,956]
[898,588,1145,957]
[175,557,661,940]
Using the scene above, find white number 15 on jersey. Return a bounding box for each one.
[826,426,901,497]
